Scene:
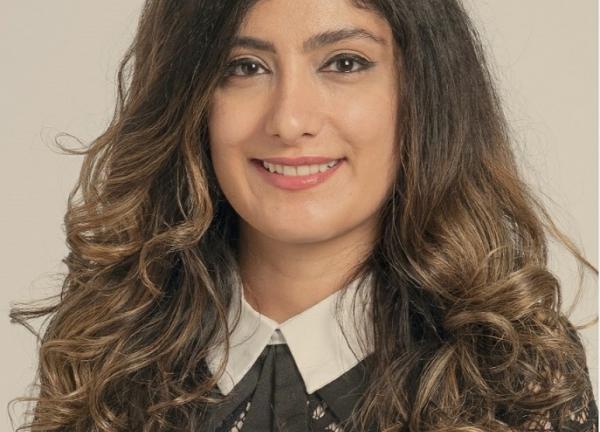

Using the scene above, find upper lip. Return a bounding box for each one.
[255,156,345,166]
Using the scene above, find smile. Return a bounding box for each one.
[260,159,341,176]
[251,158,345,191]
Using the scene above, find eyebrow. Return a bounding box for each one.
[231,27,387,54]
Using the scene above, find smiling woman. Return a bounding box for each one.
[208,0,399,325]
[8,0,598,431]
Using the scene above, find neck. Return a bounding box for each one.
[237,219,376,324]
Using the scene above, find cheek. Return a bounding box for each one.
[329,68,396,137]
[334,83,397,171]
[207,97,249,197]
[208,92,262,160]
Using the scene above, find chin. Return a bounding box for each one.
[262,225,337,245]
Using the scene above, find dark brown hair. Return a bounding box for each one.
[9,0,597,431]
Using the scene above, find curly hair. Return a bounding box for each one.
[9,0,597,431]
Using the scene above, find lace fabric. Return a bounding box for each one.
[216,390,598,432]
[206,330,597,432]
[218,394,346,432]
[515,378,598,432]
[218,393,598,432]
[208,343,368,432]
[211,350,598,432]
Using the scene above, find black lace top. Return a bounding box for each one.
[202,343,598,432]
[205,343,370,432]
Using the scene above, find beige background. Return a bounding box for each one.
[1,1,597,430]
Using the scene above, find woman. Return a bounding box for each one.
[9,0,597,431]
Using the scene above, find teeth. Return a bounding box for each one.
[261,159,340,176]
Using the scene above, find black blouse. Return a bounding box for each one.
[204,342,373,432]
[201,274,598,431]
[202,343,598,432]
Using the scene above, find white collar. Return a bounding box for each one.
[206,273,375,396]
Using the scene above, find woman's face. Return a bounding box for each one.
[208,0,398,245]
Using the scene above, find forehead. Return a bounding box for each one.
[238,0,390,43]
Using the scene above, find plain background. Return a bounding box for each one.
[1,1,597,430]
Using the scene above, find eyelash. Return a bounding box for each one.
[223,54,375,78]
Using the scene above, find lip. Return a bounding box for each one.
[251,158,345,191]
[255,156,343,166]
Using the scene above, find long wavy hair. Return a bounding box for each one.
[9,0,597,431]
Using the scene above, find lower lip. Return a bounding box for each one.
[251,159,345,191]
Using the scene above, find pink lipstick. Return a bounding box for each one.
[251,157,345,191]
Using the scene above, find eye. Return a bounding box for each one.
[223,58,269,78]
[320,53,375,74]
[222,53,375,80]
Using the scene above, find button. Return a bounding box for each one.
[268,329,286,345]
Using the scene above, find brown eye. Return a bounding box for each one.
[321,54,375,74]
[224,58,269,78]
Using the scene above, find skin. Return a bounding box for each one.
[208,0,399,323]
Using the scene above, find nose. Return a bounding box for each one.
[263,63,325,145]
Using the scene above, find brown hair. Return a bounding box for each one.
[9,0,597,431]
